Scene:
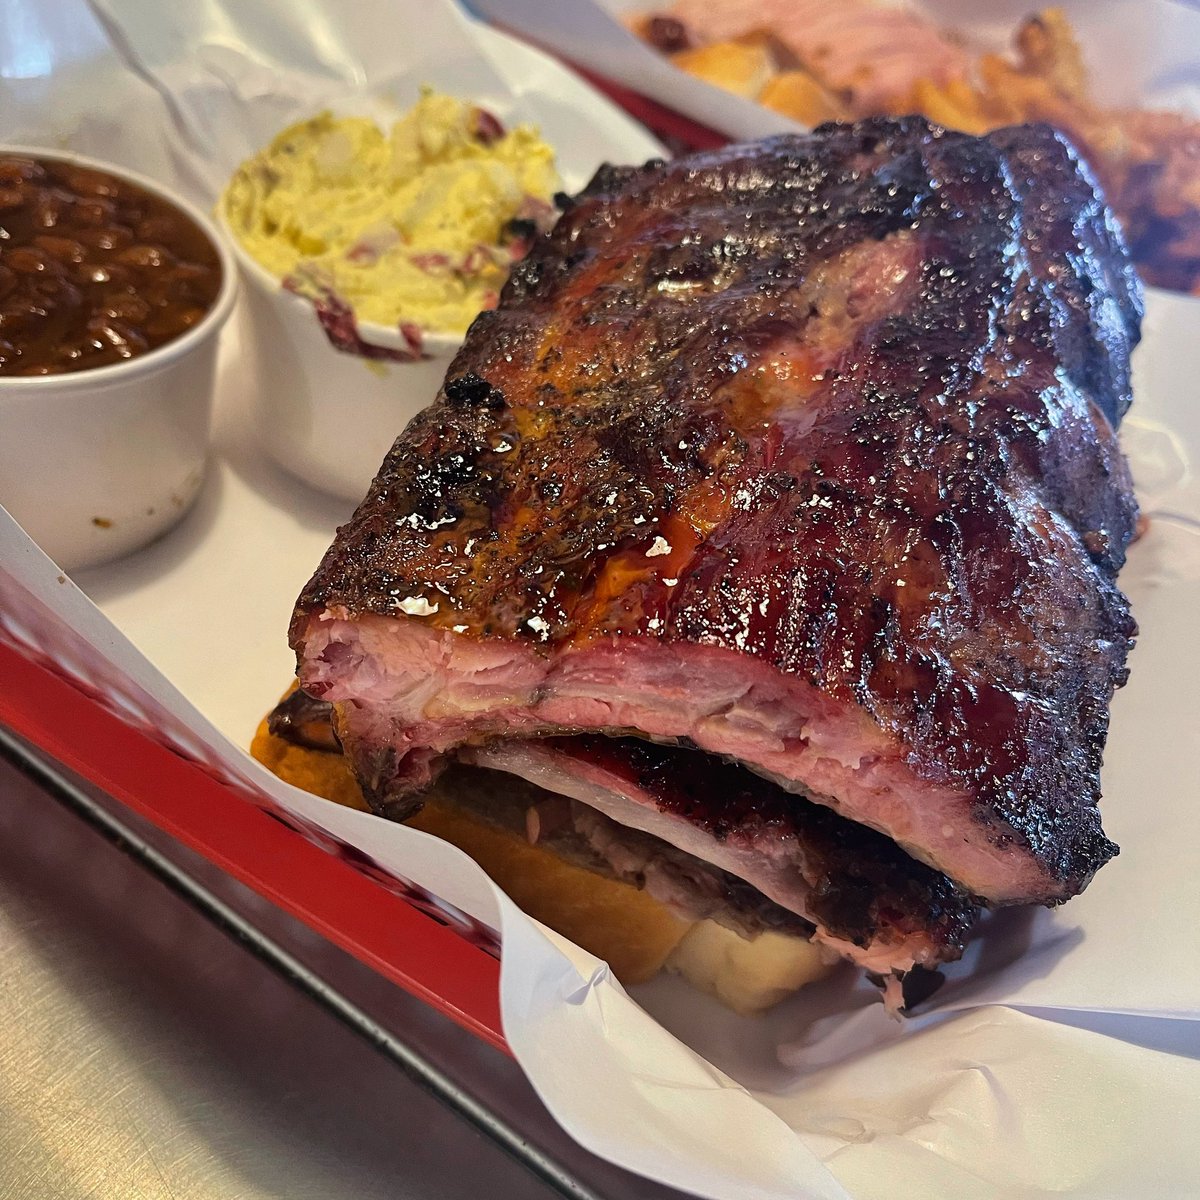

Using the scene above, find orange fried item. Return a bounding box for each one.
[907,77,993,135]
[671,39,775,100]
[759,70,848,126]
[1015,7,1087,101]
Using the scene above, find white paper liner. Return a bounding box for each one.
[2,3,1199,1196]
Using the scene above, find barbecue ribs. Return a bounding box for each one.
[291,117,1141,976]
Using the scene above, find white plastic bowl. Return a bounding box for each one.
[0,148,238,573]
[223,226,463,502]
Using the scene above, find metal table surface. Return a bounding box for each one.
[0,732,689,1200]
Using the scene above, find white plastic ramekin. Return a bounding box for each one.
[0,148,238,573]
[222,219,463,503]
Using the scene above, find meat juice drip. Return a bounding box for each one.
[0,155,222,376]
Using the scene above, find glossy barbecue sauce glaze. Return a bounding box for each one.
[307,121,1138,666]
[0,155,222,376]
[297,120,1141,895]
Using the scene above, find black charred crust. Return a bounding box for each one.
[501,217,538,243]
[379,794,426,822]
[899,966,946,1011]
[295,119,1141,901]
[580,162,640,197]
[350,745,411,816]
[444,371,506,411]
[267,688,340,752]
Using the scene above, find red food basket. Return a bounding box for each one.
[0,637,508,1049]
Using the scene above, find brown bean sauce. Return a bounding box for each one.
[0,155,223,376]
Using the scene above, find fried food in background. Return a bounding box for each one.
[759,71,847,128]
[670,40,775,101]
[252,688,835,1011]
[633,4,1200,293]
[637,0,970,109]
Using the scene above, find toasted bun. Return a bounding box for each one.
[252,698,833,1009]
[664,923,830,1014]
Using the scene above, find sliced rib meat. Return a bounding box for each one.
[465,736,977,972]
[263,688,976,974]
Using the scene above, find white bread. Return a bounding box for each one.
[665,921,834,1014]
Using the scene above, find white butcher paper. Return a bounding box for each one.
[1,2,1198,1197]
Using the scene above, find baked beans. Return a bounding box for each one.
[0,155,223,376]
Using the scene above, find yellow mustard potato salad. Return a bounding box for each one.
[222,90,560,334]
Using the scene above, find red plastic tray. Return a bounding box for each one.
[0,638,507,1051]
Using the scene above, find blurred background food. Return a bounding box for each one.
[221,90,561,338]
[632,2,1200,293]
